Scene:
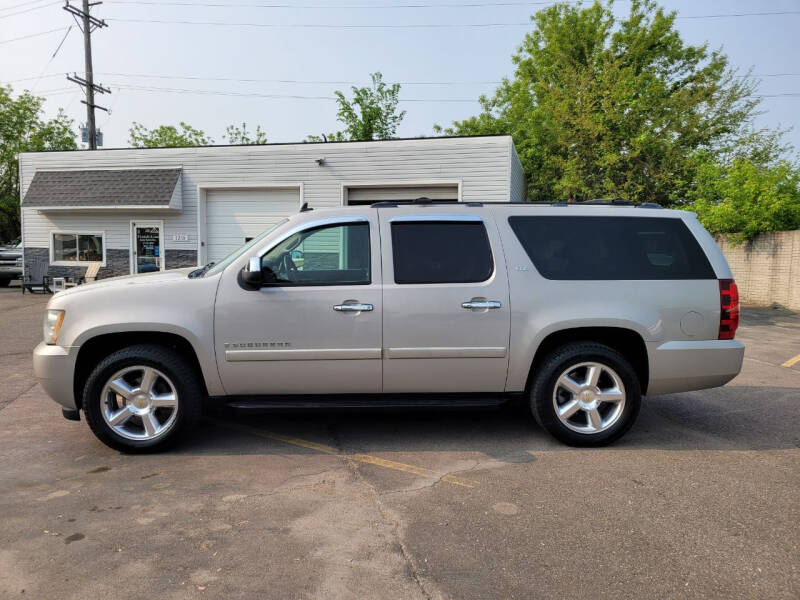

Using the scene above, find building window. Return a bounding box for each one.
[50,232,105,265]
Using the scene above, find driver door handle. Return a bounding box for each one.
[461,300,502,310]
[333,303,373,312]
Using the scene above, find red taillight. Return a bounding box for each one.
[718,278,739,340]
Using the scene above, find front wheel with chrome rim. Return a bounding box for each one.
[530,342,641,447]
[83,344,203,452]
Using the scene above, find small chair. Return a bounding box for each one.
[64,262,101,288]
[22,258,52,294]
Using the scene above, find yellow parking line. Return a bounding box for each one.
[782,352,800,368]
[207,418,479,488]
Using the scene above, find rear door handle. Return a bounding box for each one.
[334,303,373,312]
[462,300,502,310]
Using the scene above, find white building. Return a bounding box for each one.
[18,135,525,279]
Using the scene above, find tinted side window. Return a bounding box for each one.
[508,216,715,280]
[391,221,494,284]
[262,222,370,286]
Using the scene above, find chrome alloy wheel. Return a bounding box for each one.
[552,362,626,434]
[100,366,179,441]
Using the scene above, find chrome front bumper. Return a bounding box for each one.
[646,339,745,395]
[33,342,79,410]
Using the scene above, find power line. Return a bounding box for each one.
[96,0,800,12]
[8,72,499,85]
[0,0,58,19]
[43,82,800,102]
[28,25,72,92]
[100,72,502,85]
[96,82,483,101]
[107,10,800,28]
[0,26,69,45]
[105,0,569,8]
[677,10,800,20]
[10,71,800,87]
[0,0,53,12]
[108,17,530,27]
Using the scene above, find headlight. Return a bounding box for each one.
[43,310,65,345]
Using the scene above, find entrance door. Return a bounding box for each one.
[131,221,164,274]
[378,208,511,393]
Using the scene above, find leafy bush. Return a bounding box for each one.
[688,159,800,243]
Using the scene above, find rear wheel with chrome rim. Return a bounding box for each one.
[83,344,203,452]
[530,342,641,446]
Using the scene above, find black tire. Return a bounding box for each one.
[530,342,641,447]
[0,279,10,287]
[82,344,203,453]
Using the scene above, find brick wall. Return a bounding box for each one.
[716,230,800,311]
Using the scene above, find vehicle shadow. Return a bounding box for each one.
[740,305,799,328]
[173,384,800,460]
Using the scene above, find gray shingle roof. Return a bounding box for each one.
[22,168,181,207]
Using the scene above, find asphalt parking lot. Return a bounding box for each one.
[0,286,798,599]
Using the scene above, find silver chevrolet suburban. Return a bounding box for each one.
[33,202,744,452]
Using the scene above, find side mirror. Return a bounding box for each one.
[241,256,263,288]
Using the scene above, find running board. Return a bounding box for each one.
[213,394,513,411]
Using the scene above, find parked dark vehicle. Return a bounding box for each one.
[0,244,22,287]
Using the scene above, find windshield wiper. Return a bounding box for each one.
[188,262,215,278]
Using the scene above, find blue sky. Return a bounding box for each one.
[2,0,799,152]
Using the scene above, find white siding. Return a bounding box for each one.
[19,136,516,253]
[299,225,343,257]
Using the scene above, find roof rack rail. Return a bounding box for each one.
[363,199,661,208]
[567,198,664,208]
[370,199,483,208]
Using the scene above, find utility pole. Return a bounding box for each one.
[64,0,109,150]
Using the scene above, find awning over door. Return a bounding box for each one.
[22,168,182,211]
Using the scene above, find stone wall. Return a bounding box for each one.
[716,230,800,311]
[165,250,199,271]
[23,248,198,281]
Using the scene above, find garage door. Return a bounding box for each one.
[346,184,458,205]
[206,188,300,263]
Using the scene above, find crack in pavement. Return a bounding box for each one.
[0,381,40,413]
[345,451,436,600]
[323,421,436,600]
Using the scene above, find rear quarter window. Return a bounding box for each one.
[508,216,715,280]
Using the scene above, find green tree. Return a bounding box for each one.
[223,122,268,145]
[689,157,800,243]
[128,121,213,148]
[436,0,772,205]
[309,72,406,142]
[0,85,76,241]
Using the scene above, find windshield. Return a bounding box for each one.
[202,219,289,277]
